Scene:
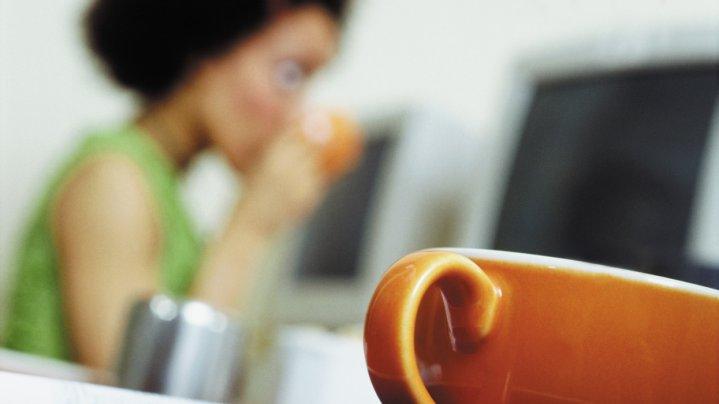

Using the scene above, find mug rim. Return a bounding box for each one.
[431,248,719,299]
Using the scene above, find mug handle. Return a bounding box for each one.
[364,251,501,403]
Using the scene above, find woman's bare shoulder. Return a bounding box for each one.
[52,152,161,256]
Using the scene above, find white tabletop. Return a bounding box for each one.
[0,370,205,404]
[0,347,99,383]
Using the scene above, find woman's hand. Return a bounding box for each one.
[236,131,328,236]
[191,130,328,310]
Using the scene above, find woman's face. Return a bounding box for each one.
[192,6,339,172]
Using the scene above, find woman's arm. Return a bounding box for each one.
[53,154,160,369]
[54,134,324,369]
[190,133,325,310]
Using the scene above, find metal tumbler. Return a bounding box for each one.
[117,295,245,402]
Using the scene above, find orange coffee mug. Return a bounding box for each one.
[364,249,719,403]
[298,109,364,180]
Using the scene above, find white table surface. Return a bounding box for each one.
[0,347,99,383]
[0,327,379,404]
[0,370,206,404]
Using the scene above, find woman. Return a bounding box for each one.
[4,0,349,369]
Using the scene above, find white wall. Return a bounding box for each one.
[310,0,719,133]
[2,0,718,314]
[0,0,134,316]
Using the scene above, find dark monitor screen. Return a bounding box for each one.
[294,134,394,280]
[492,64,719,287]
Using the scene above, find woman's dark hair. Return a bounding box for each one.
[86,0,348,101]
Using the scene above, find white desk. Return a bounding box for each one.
[0,370,204,403]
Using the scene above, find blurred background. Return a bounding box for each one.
[1,0,718,402]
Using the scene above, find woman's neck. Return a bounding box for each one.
[135,93,206,170]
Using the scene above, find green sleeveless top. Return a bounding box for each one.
[3,125,202,361]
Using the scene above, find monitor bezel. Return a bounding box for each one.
[269,107,483,326]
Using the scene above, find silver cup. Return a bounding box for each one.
[117,295,245,402]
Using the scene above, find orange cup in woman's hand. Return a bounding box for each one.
[299,109,364,180]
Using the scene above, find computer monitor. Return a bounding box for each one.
[270,107,483,326]
[461,26,719,287]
